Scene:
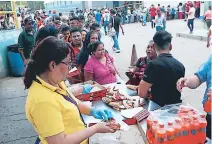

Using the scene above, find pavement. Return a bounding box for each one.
[0,19,211,144]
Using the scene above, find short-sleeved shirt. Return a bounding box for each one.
[204,10,212,20]
[69,43,81,68]
[188,7,196,19]
[25,76,87,144]
[110,16,121,32]
[135,57,148,73]
[18,31,35,59]
[143,53,185,106]
[84,54,116,85]
[194,55,212,115]
[150,7,156,17]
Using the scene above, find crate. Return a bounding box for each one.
[70,81,107,101]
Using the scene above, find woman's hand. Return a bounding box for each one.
[94,122,115,133]
[90,108,113,121]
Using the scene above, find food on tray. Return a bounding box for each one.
[123,100,133,109]
[102,97,113,103]
[106,119,121,130]
[112,91,128,100]
[90,86,102,92]
[126,84,138,91]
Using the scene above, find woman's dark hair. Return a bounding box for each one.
[76,31,101,68]
[24,36,70,89]
[153,31,172,50]
[35,26,58,44]
[89,41,104,54]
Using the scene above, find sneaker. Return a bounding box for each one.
[189,31,193,34]
[115,50,120,53]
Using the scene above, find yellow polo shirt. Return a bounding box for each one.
[25,76,87,144]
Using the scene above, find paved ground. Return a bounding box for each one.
[0,19,210,144]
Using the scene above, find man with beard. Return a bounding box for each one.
[18,17,35,66]
[69,28,83,68]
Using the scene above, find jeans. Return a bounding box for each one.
[151,16,155,28]
[128,16,131,23]
[112,32,120,50]
[187,18,194,32]
[156,26,163,31]
[137,15,141,22]
[122,16,126,24]
[104,21,109,35]
[96,20,101,26]
[143,15,147,25]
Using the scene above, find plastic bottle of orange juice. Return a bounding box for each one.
[174,118,182,144]
[146,114,155,143]
[152,120,159,144]
[190,115,200,144]
[155,123,167,144]
[198,114,207,144]
[181,116,191,144]
[166,121,175,144]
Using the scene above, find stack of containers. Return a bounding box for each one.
[146,104,207,144]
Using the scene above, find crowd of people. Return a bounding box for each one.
[12,3,211,144]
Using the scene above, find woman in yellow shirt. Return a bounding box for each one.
[24,36,114,144]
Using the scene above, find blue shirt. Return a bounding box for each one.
[194,55,212,114]
[95,12,101,22]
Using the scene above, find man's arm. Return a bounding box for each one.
[119,20,124,35]
[18,33,28,65]
[138,80,152,97]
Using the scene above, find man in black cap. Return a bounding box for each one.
[18,17,35,65]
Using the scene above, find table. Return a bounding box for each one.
[82,82,159,144]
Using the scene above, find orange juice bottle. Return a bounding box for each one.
[204,95,211,113]
[147,114,155,143]
[198,114,207,144]
[174,118,182,144]
[181,116,191,144]
[152,120,159,144]
[155,123,167,144]
[190,115,199,144]
[166,121,175,144]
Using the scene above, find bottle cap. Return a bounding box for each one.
[200,114,206,118]
[168,121,173,126]
[159,123,164,128]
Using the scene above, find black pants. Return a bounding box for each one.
[151,16,155,28]
[187,18,194,32]
[206,114,211,139]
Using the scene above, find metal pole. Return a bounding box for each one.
[11,1,19,29]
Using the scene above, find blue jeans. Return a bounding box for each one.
[104,21,109,35]
[128,16,131,23]
[142,15,147,25]
[122,16,126,24]
[137,15,141,22]
[187,18,194,32]
[112,32,120,50]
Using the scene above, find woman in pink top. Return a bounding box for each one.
[204,6,212,29]
[84,41,119,85]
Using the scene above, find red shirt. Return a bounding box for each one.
[150,7,156,17]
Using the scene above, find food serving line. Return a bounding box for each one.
[69,79,161,143]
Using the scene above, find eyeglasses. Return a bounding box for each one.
[60,61,72,70]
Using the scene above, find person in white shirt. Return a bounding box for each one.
[187,4,196,34]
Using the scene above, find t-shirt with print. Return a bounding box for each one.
[110,16,121,32]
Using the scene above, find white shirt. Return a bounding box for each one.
[178,5,183,12]
[188,7,196,19]
[155,15,164,27]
